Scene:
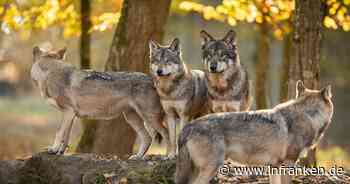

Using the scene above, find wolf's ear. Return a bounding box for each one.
[56,47,67,60]
[149,40,160,56]
[200,30,214,47]
[33,46,44,57]
[296,80,305,98]
[223,30,237,47]
[321,85,332,100]
[169,38,180,53]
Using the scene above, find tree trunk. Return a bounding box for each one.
[279,34,292,102]
[76,0,94,153]
[288,0,323,167]
[76,0,171,157]
[255,23,269,109]
[79,0,91,69]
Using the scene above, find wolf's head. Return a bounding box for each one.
[295,80,334,125]
[200,30,239,73]
[149,38,186,78]
[31,46,67,84]
[33,46,67,63]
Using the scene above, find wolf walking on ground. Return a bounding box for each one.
[149,38,207,157]
[200,30,250,113]
[175,81,334,184]
[31,46,170,159]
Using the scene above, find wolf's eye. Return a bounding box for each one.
[226,53,235,59]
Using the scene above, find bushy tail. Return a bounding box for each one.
[175,132,193,184]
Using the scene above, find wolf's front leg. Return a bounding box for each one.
[179,116,190,133]
[48,110,76,155]
[269,160,294,184]
[167,115,177,158]
[124,109,152,160]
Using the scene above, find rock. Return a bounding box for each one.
[0,152,175,184]
[0,152,349,184]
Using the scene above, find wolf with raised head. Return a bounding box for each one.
[200,30,250,113]
[149,38,207,157]
[31,46,170,159]
[176,81,333,184]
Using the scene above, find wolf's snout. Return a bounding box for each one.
[210,62,218,72]
[157,69,163,76]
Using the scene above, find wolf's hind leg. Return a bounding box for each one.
[123,108,152,159]
[189,137,225,184]
[48,110,76,155]
[142,113,170,158]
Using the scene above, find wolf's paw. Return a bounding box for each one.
[128,154,142,160]
[47,143,68,155]
[167,153,176,159]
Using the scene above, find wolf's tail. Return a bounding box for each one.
[175,129,193,184]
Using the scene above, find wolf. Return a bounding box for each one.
[200,30,250,113]
[31,46,170,159]
[175,81,334,184]
[149,38,207,157]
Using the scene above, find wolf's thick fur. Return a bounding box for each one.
[31,47,170,159]
[149,39,207,157]
[176,81,333,184]
[200,30,250,112]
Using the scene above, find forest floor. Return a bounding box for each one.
[1,153,350,184]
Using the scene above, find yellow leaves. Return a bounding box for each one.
[203,6,222,20]
[324,16,338,29]
[179,0,294,39]
[0,0,122,39]
[179,0,350,36]
[327,0,337,6]
[216,5,228,15]
[227,17,237,26]
[324,1,350,32]
[92,12,120,32]
[179,1,224,21]
[255,15,263,24]
[329,2,340,15]
[179,2,203,12]
[343,21,350,31]
[273,29,283,40]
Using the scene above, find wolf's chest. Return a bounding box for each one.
[210,100,240,113]
[161,100,189,115]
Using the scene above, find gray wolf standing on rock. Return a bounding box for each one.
[176,81,333,184]
[149,38,208,158]
[31,46,170,159]
[200,30,251,112]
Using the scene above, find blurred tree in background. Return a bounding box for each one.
[77,0,172,156]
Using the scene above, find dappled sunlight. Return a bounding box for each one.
[318,146,350,170]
